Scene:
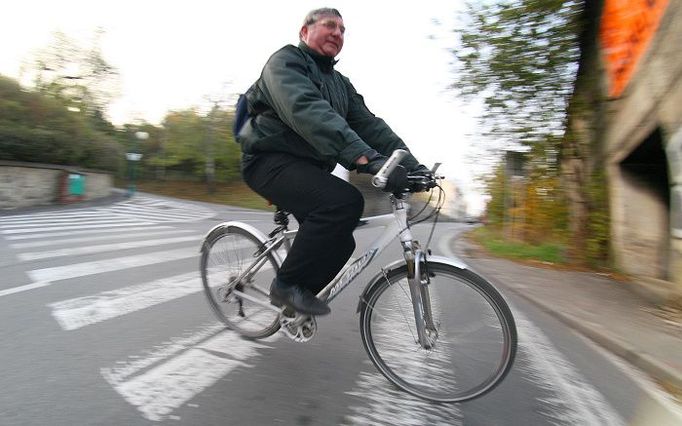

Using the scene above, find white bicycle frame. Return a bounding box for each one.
[216,193,464,348]
[210,149,463,348]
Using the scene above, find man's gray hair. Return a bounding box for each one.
[302,7,342,26]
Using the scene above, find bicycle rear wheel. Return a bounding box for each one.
[201,226,281,339]
[359,261,517,403]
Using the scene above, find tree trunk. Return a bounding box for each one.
[560,0,606,266]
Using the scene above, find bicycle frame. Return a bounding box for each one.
[217,193,440,348]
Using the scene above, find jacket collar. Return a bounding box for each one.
[298,42,338,72]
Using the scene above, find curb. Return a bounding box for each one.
[501,283,682,391]
[450,237,682,391]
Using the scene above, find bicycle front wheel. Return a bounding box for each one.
[359,261,517,403]
[201,226,281,339]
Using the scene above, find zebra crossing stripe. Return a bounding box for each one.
[27,246,198,283]
[49,272,202,330]
[0,211,104,222]
[0,281,52,297]
[1,247,197,297]
[3,225,176,240]
[11,229,194,249]
[1,221,156,235]
[108,205,204,220]
[101,323,275,422]
[0,213,111,224]
[19,235,201,261]
[0,217,144,229]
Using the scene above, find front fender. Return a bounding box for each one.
[356,255,468,313]
[200,221,284,266]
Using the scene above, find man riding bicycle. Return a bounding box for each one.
[237,7,430,316]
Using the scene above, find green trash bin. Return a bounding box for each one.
[68,173,85,196]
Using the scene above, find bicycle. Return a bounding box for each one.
[200,149,517,403]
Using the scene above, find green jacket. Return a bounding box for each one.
[238,42,419,172]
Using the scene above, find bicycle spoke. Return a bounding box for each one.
[201,228,281,339]
[360,263,516,402]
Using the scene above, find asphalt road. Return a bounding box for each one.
[0,193,669,425]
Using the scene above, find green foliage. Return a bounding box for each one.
[3,29,243,186]
[483,163,507,226]
[455,1,613,267]
[0,75,123,171]
[471,226,566,264]
[26,30,120,118]
[482,142,568,245]
[586,169,610,266]
[112,106,242,185]
[453,0,583,149]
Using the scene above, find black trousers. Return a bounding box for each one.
[242,153,364,293]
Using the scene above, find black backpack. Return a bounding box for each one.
[232,93,249,139]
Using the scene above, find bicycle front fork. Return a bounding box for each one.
[407,249,438,349]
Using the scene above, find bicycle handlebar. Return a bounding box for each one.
[371,149,440,194]
[371,149,408,189]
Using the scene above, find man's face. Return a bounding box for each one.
[301,16,345,57]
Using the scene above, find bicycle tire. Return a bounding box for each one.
[200,226,281,339]
[359,261,517,403]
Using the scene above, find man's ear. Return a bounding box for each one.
[299,25,308,41]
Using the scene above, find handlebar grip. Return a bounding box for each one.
[371,149,408,189]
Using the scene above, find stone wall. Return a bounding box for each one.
[0,161,113,210]
[602,0,682,298]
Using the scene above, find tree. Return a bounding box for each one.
[157,106,241,184]
[23,30,120,119]
[452,0,583,151]
[0,75,123,171]
[451,0,607,264]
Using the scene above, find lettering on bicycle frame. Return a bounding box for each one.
[327,248,378,301]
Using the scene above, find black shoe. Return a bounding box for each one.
[270,279,331,316]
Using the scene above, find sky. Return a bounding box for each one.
[1,0,487,214]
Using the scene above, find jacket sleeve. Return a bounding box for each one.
[258,47,373,169]
[344,78,420,170]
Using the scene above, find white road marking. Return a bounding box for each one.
[102,323,275,421]
[438,230,625,425]
[515,312,626,425]
[0,213,118,224]
[345,282,463,425]
[1,221,156,234]
[11,229,193,249]
[0,211,105,222]
[19,235,201,261]
[48,272,202,330]
[0,196,215,232]
[345,369,463,426]
[0,281,52,297]
[26,247,198,282]
[3,225,176,240]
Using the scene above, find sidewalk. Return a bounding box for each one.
[452,237,682,397]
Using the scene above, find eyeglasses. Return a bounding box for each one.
[316,19,345,34]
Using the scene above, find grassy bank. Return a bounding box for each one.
[468,226,566,265]
[118,179,273,211]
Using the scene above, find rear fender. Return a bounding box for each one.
[200,221,284,266]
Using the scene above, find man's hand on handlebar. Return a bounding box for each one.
[355,150,386,175]
[356,150,409,193]
[411,164,433,178]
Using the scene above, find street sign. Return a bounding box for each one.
[126,153,143,161]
